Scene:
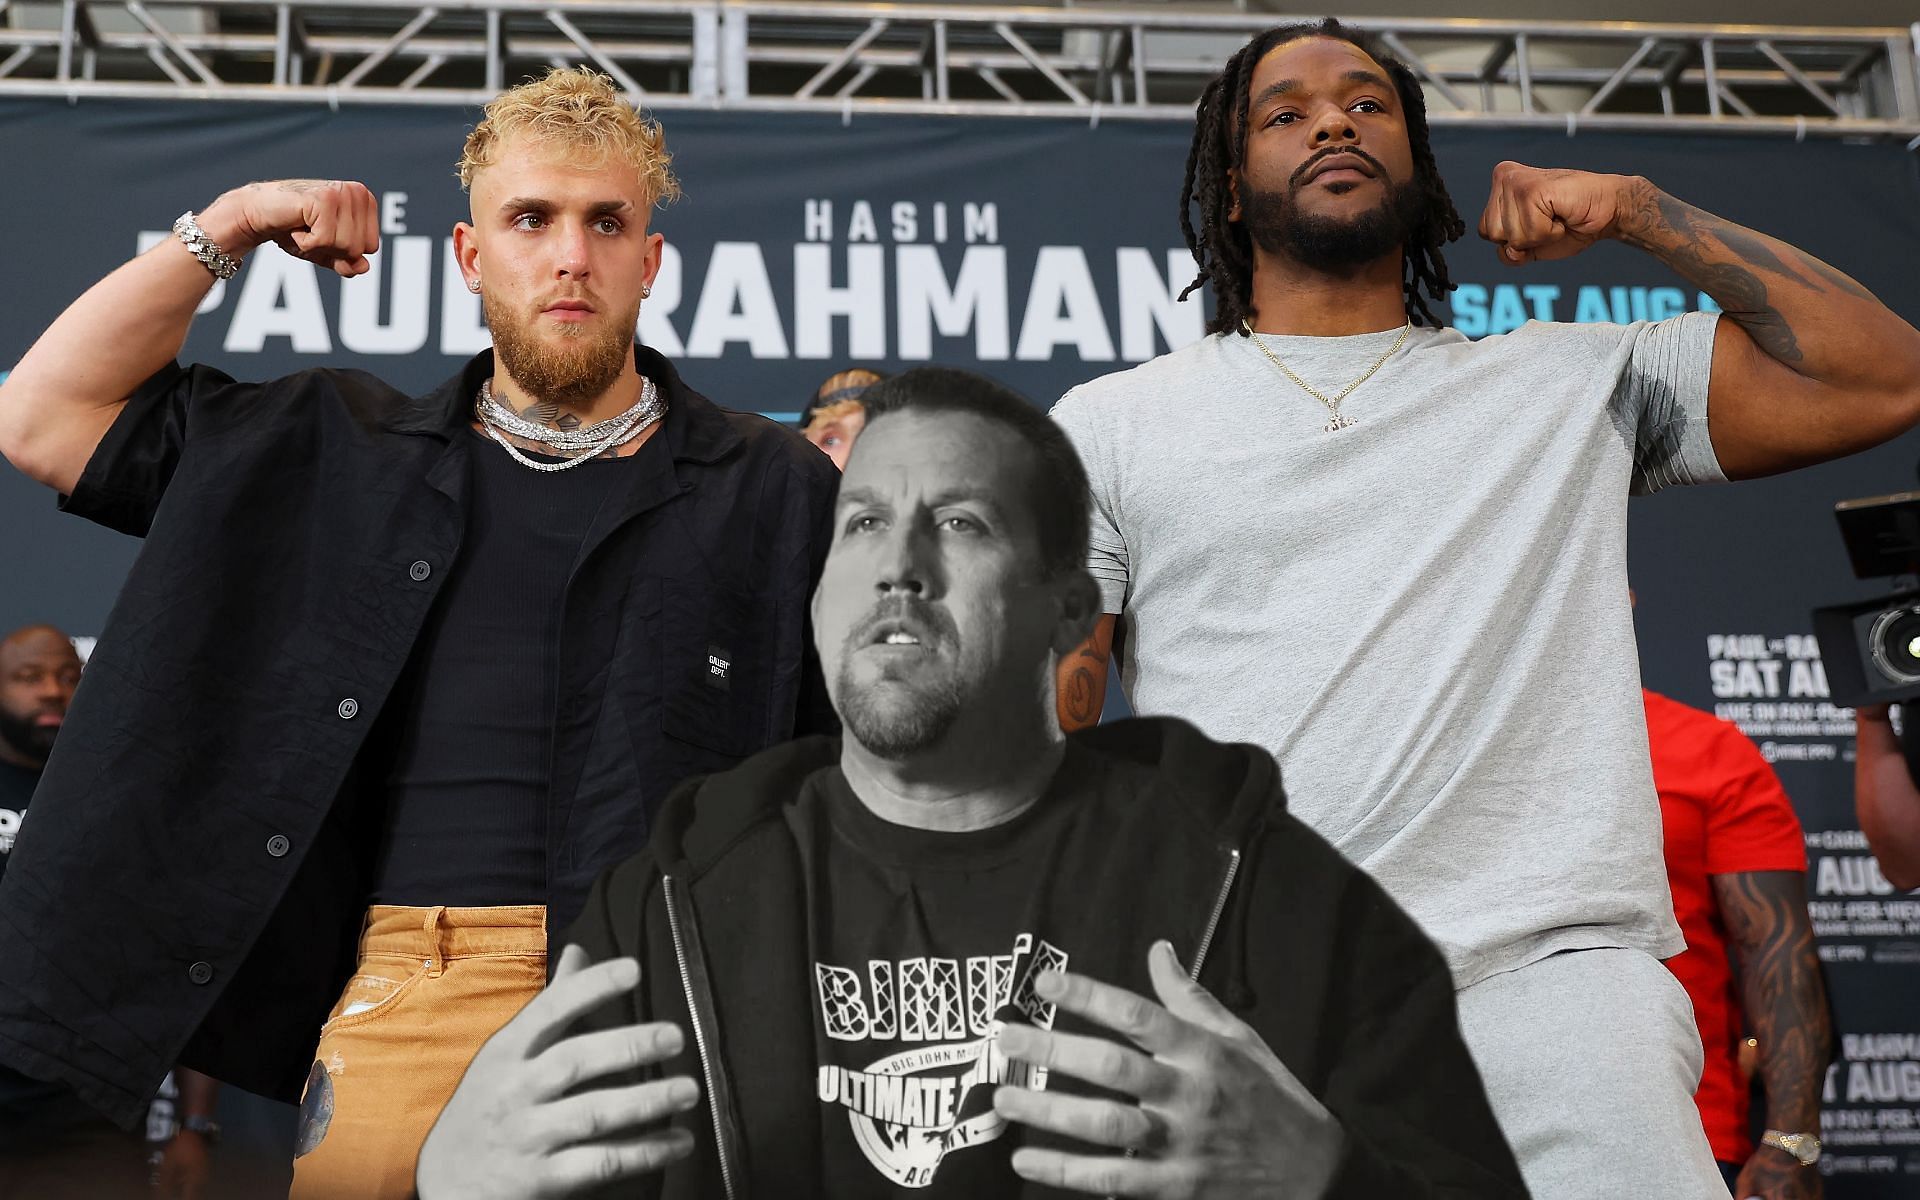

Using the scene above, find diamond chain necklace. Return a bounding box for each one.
[475,378,664,473]
[1241,319,1412,433]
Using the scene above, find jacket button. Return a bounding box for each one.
[266,834,291,858]
[408,560,431,582]
[337,698,359,720]
[187,962,214,985]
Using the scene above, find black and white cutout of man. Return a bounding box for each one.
[414,368,1529,1200]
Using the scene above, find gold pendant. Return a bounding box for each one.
[1324,414,1356,432]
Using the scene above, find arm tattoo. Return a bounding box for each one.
[1063,666,1097,725]
[1802,254,1878,303]
[1614,185,1875,366]
[1055,621,1115,732]
[1714,870,1831,1133]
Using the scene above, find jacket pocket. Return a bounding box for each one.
[660,578,766,760]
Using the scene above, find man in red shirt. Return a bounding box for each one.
[1645,688,1832,1199]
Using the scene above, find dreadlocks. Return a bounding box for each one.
[1179,18,1464,334]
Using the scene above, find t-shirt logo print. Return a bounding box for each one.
[814,933,1069,1188]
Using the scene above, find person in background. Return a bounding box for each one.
[147,1068,222,1199]
[0,625,219,1199]
[1645,684,1831,1198]
[800,367,884,470]
[0,626,78,859]
[1854,704,1920,890]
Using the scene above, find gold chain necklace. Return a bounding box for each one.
[1241,318,1412,433]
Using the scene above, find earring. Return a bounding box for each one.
[467,277,481,293]
[640,284,651,300]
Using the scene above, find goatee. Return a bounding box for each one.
[484,293,640,410]
[1240,173,1424,274]
[835,661,964,761]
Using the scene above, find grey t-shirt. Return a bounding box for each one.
[1051,314,1722,987]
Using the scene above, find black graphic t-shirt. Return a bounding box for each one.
[791,750,1097,1196]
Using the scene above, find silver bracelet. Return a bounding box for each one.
[172,210,242,281]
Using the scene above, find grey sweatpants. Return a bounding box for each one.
[1456,947,1730,1200]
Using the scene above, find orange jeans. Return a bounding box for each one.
[288,904,547,1200]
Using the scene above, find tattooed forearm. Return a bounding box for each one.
[1062,666,1097,725]
[1693,259,1799,362]
[1603,174,1920,476]
[1802,255,1877,303]
[1714,870,1831,1132]
[1055,616,1116,733]
[1613,185,1829,363]
[1674,209,1875,304]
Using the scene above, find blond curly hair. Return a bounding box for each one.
[458,67,681,206]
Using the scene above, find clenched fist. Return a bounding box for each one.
[1477,161,1648,265]
[196,179,381,277]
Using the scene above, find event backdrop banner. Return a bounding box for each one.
[4,98,1920,1191]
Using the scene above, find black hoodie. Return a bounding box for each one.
[563,717,1529,1199]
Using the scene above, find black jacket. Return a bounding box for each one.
[0,348,840,1126]
[565,717,1529,1199]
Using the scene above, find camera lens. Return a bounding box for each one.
[1869,606,1920,684]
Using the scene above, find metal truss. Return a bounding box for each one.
[1,0,1916,139]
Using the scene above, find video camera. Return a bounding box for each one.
[1814,491,1920,706]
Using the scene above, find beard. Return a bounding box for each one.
[835,666,965,761]
[832,600,967,760]
[0,709,56,764]
[484,291,640,410]
[1239,170,1424,275]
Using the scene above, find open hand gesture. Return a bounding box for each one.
[1478,161,1643,265]
[415,944,701,1199]
[992,940,1345,1198]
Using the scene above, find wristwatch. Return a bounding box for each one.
[1761,1129,1821,1166]
[180,1114,222,1143]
